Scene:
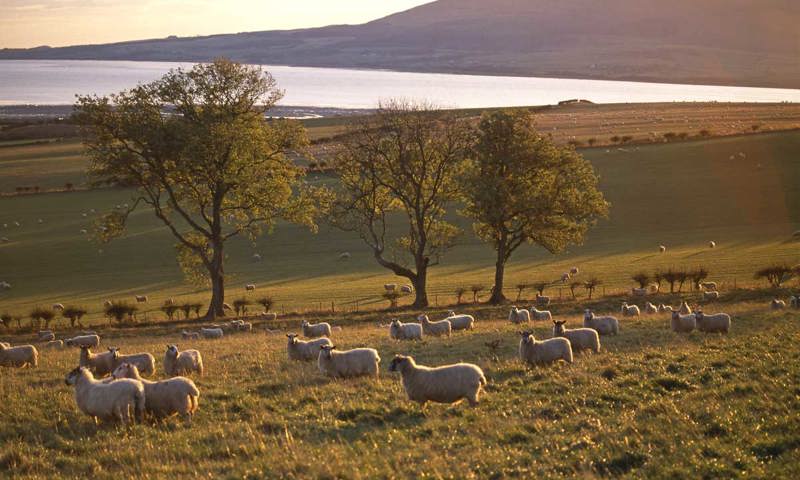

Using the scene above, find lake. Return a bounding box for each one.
[1,59,799,108]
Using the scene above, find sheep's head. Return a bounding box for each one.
[301,321,309,328]
[286,333,298,344]
[552,320,566,335]
[417,314,428,323]
[108,347,120,360]
[319,344,336,359]
[519,331,533,343]
[65,366,88,385]
[388,354,412,372]
[583,310,593,320]
[166,345,178,357]
[112,362,135,379]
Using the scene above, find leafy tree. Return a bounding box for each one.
[232,298,251,317]
[689,267,709,291]
[532,281,550,296]
[62,306,88,328]
[180,303,193,320]
[662,269,679,293]
[455,287,467,305]
[460,110,608,303]
[676,269,689,292]
[632,272,650,289]
[75,59,322,320]
[30,307,55,329]
[104,301,137,324]
[470,285,485,303]
[256,296,274,313]
[190,303,203,318]
[754,264,795,288]
[330,101,472,308]
[161,302,179,321]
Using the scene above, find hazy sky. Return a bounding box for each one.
[0,0,432,48]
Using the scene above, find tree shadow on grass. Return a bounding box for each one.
[303,405,427,444]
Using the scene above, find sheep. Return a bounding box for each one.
[301,320,332,339]
[631,287,647,296]
[237,321,253,332]
[111,363,199,421]
[657,304,674,313]
[65,367,145,424]
[645,302,659,314]
[694,310,731,334]
[389,319,423,341]
[181,330,201,340]
[703,291,720,301]
[286,333,332,361]
[583,310,619,335]
[108,347,156,376]
[252,253,262,262]
[659,245,666,253]
[0,237,8,243]
[200,327,224,339]
[700,282,718,291]
[445,312,475,331]
[103,300,113,308]
[245,284,256,291]
[670,311,697,333]
[570,267,579,275]
[164,345,204,376]
[52,303,65,310]
[400,284,414,294]
[518,331,573,365]
[135,295,148,303]
[508,306,530,324]
[552,320,600,353]
[0,281,12,290]
[338,252,351,260]
[259,312,278,321]
[384,283,398,292]
[388,355,486,407]
[621,302,641,317]
[0,343,38,367]
[65,334,100,348]
[536,294,551,306]
[529,306,553,322]
[790,295,799,309]
[0,341,9,348]
[222,303,233,312]
[709,241,716,248]
[418,314,451,337]
[560,273,571,283]
[317,345,380,379]
[771,298,786,310]
[679,301,693,315]
[38,331,55,342]
[79,346,115,376]
[649,283,661,294]
[42,339,64,349]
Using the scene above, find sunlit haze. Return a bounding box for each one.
[0,0,432,48]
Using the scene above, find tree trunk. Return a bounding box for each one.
[489,247,507,304]
[205,241,226,320]
[412,263,429,308]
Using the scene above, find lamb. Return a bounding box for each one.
[79,346,115,376]
[65,367,145,424]
[38,331,56,342]
[302,320,332,338]
[770,298,786,310]
[200,327,224,339]
[65,334,100,348]
[164,345,204,376]
[583,310,619,335]
[703,291,720,300]
[529,306,552,322]
[181,330,201,340]
[645,302,659,314]
[111,363,199,421]
[317,345,380,379]
[0,343,38,367]
[42,339,64,349]
[536,294,551,306]
[709,241,716,248]
[418,314,452,337]
[694,310,731,334]
[384,283,398,292]
[445,312,475,331]
[286,334,332,361]
[338,252,351,260]
[679,301,693,315]
[400,284,414,294]
[508,306,531,324]
[658,304,674,313]
[570,267,579,275]
[631,287,647,296]
[552,320,600,353]
[518,331,573,365]
[700,282,718,291]
[245,284,256,291]
[621,302,641,316]
[259,312,278,321]
[52,303,65,310]
[670,311,696,333]
[659,245,666,253]
[388,355,486,407]
[135,295,148,303]
[108,347,156,376]
[389,319,423,341]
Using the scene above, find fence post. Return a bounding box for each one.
[331,301,335,313]
[435,295,438,306]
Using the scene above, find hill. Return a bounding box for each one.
[1,0,799,88]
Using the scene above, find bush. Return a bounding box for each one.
[515,283,528,301]
[754,264,795,288]
[104,301,137,324]
[662,269,679,293]
[29,307,55,329]
[61,306,88,328]
[256,297,274,312]
[190,303,203,318]
[584,278,601,299]
[161,302,179,321]
[180,303,193,320]
[455,287,467,305]
[232,298,251,317]
[632,272,650,288]
[689,267,709,291]
[532,282,549,296]
[383,291,401,309]
[470,285,485,303]
[568,281,582,300]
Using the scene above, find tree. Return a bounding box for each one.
[62,306,88,328]
[75,59,321,320]
[330,101,472,308]
[568,281,582,300]
[584,278,601,299]
[232,298,251,317]
[461,110,608,304]
[470,285,485,303]
[455,287,467,305]
[754,264,795,288]
[515,283,528,302]
[689,267,709,291]
[30,307,54,329]
[632,272,650,289]
[256,297,274,313]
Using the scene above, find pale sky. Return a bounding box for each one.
[0,0,433,49]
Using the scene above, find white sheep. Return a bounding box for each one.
[0,343,38,367]
[631,287,647,296]
[645,302,658,314]
[569,267,579,275]
[259,312,278,321]
[302,320,332,338]
[79,346,115,376]
[252,253,262,262]
[338,252,351,260]
[286,334,332,362]
[679,301,692,315]
[529,306,552,322]
[181,331,201,340]
[560,273,571,283]
[222,303,233,312]
[508,306,530,324]
[703,291,720,300]
[111,363,199,421]
[135,295,148,303]
[658,304,674,313]
[400,284,414,294]
[42,339,64,349]
[200,327,224,339]
[245,284,256,291]
[670,311,696,333]
[388,355,486,407]
[536,294,551,306]
[65,334,100,348]
[552,320,600,353]
[418,314,451,337]
[384,283,398,292]
[583,310,619,335]
[164,345,204,376]
[0,237,8,244]
[317,345,380,379]
[709,241,716,248]
[694,310,731,333]
[108,347,156,376]
[790,295,799,309]
[389,319,423,341]
[445,312,475,331]
[659,245,666,253]
[65,367,145,424]
[771,298,786,310]
[0,281,11,290]
[621,302,641,316]
[38,331,56,342]
[700,282,718,291]
[51,303,65,311]
[518,331,573,365]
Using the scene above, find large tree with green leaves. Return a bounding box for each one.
[76,59,320,319]
[461,110,609,304]
[331,101,472,308]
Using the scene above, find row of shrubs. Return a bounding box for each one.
[565,125,764,149]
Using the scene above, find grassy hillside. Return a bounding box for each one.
[1,131,798,324]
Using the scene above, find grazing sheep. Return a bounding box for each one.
[524,306,550,322]
[245,284,256,291]
[771,297,786,310]
[694,310,731,333]
[670,311,696,333]
[583,310,619,335]
[389,319,423,341]
[181,330,201,340]
[709,241,716,248]
[286,334,332,362]
[252,253,262,262]
[302,320,332,339]
[200,327,223,339]
[645,302,659,314]
[338,252,351,260]
[518,331,573,365]
[659,245,666,253]
[388,355,486,407]
[560,273,571,283]
[570,267,579,275]
[658,304,674,313]
[259,312,278,321]
[52,303,65,310]
[42,339,64,349]
[700,282,718,291]
[621,302,641,317]
[703,291,720,300]
[237,321,253,332]
[536,294,551,306]
[79,346,115,376]
[0,343,38,367]
[384,283,398,292]
[108,347,156,376]
[418,315,452,337]
[317,345,380,379]
[631,287,647,296]
[400,284,414,294]
[135,295,148,303]
[111,363,199,421]
[65,367,145,424]
[65,334,100,348]
[38,331,55,342]
[508,306,531,324]
[164,345,204,376]
[445,312,475,331]
[552,320,600,353]
[0,281,11,290]
[679,301,693,315]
